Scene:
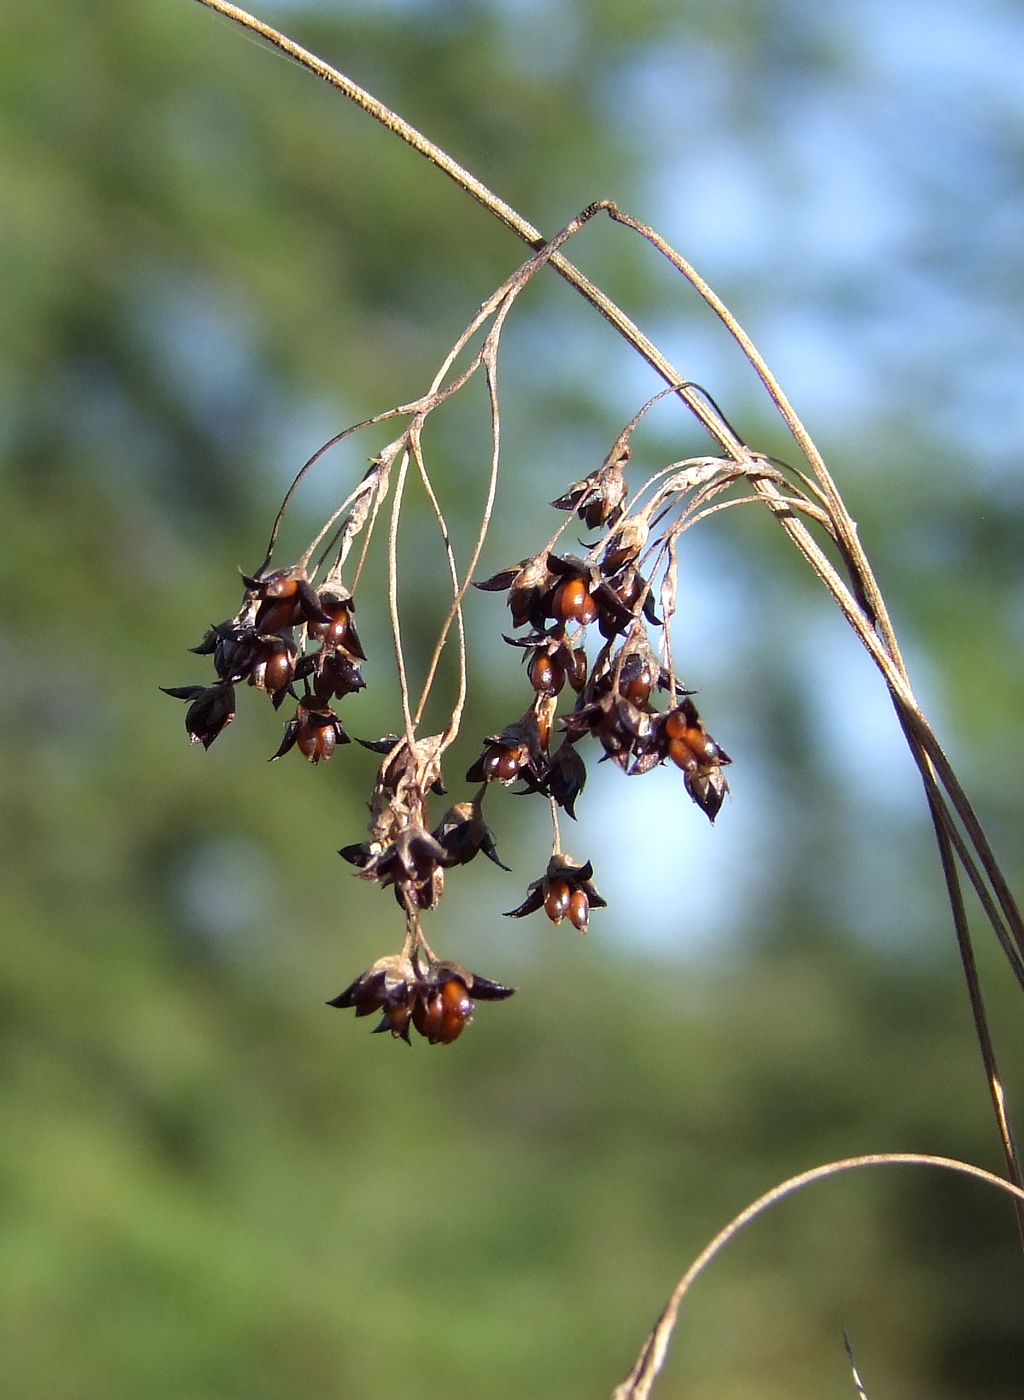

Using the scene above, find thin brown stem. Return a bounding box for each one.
[925,790,1024,1240]
[613,1154,1024,1400]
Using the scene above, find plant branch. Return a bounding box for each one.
[613,1154,1024,1400]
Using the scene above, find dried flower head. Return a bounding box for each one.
[328,954,514,1045]
[162,682,236,748]
[505,853,606,932]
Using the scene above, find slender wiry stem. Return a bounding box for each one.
[930,802,1024,1224]
[387,449,415,747]
[193,0,1024,1333]
[605,207,908,675]
[613,1154,1024,1400]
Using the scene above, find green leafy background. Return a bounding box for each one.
[3,0,1024,1396]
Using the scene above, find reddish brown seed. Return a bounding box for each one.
[552,579,597,625]
[567,889,590,932]
[544,877,572,924]
[614,571,643,610]
[665,718,718,763]
[483,745,523,783]
[254,597,301,633]
[663,708,687,740]
[438,978,473,1044]
[534,706,552,751]
[329,618,355,649]
[620,663,653,706]
[298,722,335,763]
[309,604,354,649]
[264,574,300,599]
[667,735,698,771]
[260,650,295,696]
[528,650,565,696]
[413,991,444,1042]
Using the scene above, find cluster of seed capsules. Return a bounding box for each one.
[468,450,731,877]
[162,565,366,759]
[164,448,731,1046]
[163,563,518,1045]
[328,952,513,1047]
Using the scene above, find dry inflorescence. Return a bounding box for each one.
[164,368,749,1047]
[180,3,1024,1395]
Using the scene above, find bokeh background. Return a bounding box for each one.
[4,0,1024,1396]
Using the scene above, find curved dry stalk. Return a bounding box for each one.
[413,351,503,746]
[612,1153,1024,1400]
[193,0,1024,1251]
[189,1,746,456]
[604,206,907,675]
[407,425,470,741]
[684,491,835,532]
[407,206,610,739]
[924,786,1024,1244]
[386,447,416,747]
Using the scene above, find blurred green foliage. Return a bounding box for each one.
[3,0,1024,1397]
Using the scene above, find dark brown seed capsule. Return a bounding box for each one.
[567,648,589,692]
[619,656,654,707]
[483,745,525,783]
[299,722,334,763]
[309,602,366,659]
[261,649,295,697]
[528,650,565,696]
[267,576,299,600]
[311,650,365,702]
[544,877,572,924]
[412,990,444,1043]
[614,570,643,610]
[438,977,474,1045]
[551,579,597,626]
[254,596,302,634]
[567,889,590,932]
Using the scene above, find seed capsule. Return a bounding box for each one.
[567,889,590,932]
[248,638,296,701]
[263,573,300,599]
[300,721,334,762]
[663,703,721,764]
[272,701,349,764]
[619,656,654,707]
[544,877,572,924]
[483,744,525,783]
[438,977,474,1045]
[667,735,697,771]
[614,571,643,610]
[567,648,588,692]
[528,650,565,696]
[552,578,597,626]
[666,722,718,766]
[412,990,444,1043]
[254,595,302,634]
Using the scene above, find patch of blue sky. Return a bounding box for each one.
[573,742,781,961]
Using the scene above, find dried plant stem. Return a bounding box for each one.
[387,448,416,747]
[190,0,736,451]
[612,1154,1024,1400]
[925,786,1024,1244]
[843,1329,871,1400]
[193,0,1024,1271]
[605,208,906,673]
